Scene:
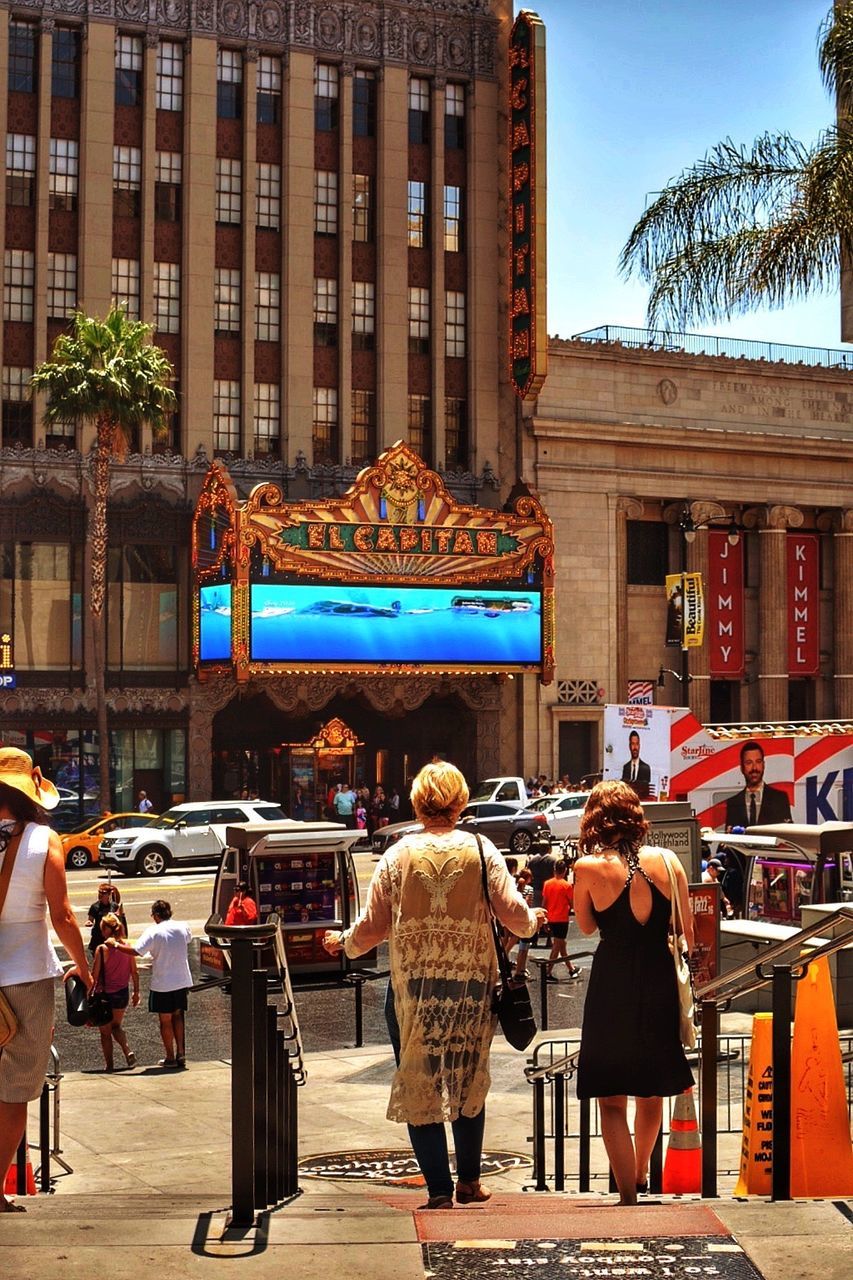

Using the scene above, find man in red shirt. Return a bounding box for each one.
[542,862,581,982]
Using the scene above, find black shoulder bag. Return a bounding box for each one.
[475,835,537,1051]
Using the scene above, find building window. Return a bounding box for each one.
[352,174,373,242]
[6,134,36,207]
[155,150,182,222]
[408,181,427,248]
[3,249,34,322]
[408,287,430,354]
[444,83,465,149]
[217,48,242,119]
[52,27,79,100]
[253,383,280,455]
[256,162,281,229]
[156,40,183,111]
[445,291,466,358]
[214,268,241,333]
[255,271,280,342]
[314,63,339,131]
[8,22,37,95]
[407,394,431,459]
[313,278,338,346]
[312,387,338,463]
[257,54,281,124]
[216,157,242,224]
[1,367,33,445]
[213,379,241,453]
[351,390,375,466]
[314,170,338,235]
[444,185,463,252]
[115,34,142,106]
[49,138,78,211]
[154,262,180,334]
[107,544,179,671]
[408,77,430,144]
[47,253,77,319]
[445,397,468,469]
[113,145,142,218]
[626,521,669,585]
[353,71,376,138]
[111,258,140,320]
[352,281,375,350]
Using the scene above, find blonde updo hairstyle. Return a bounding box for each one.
[578,780,649,859]
[99,911,126,940]
[410,761,469,825]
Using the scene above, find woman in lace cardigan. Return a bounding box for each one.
[324,760,543,1209]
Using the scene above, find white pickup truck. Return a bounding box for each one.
[467,776,529,808]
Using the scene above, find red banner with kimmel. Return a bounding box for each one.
[787,533,820,676]
[708,530,745,676]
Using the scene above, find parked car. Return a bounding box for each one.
[99,799,287,877]
[370,802,551,858]
[60,811,158,870]
[53,787,102,833]
[527,791,592,842]
[467,776,529,808]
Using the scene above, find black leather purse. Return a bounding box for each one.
[475,835,537,1051]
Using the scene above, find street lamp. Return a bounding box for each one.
[666,506,743,708]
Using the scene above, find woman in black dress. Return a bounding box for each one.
[573,781,694,1205]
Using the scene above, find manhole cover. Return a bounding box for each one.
[297,1149,530,1186]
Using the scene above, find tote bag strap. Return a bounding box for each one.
[0,828,24,919]
[659,847,685,940]
[475,833,514,987]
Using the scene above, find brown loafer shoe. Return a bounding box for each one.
[419,1195,454,1209]
[455,1179,491,1205]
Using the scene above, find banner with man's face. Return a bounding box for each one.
[603,705,673,801]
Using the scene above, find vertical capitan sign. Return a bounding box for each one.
[708,530,745,676]
[509,11,547,401]
[787,534,820,675]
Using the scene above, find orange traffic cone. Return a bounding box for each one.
[4,1144,36,1197]
[662,1087,701,1194]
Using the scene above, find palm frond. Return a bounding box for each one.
[819,1,853,114]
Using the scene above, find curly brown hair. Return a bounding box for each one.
[578,780,649,858]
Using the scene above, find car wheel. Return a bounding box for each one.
[137,846,170,877]
[66,846,91,870]
[509,829,534,856]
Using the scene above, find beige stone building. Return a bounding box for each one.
[0,0,529,822]
[523,330,853,783]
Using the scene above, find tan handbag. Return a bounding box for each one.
[661,848,697,1050]
[0,828,23,1048]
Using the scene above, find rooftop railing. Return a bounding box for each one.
[571,325,853,371]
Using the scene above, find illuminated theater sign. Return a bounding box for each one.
[192,442,555,684]
[509,9,547,401]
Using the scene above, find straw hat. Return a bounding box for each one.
[0,747,60,810]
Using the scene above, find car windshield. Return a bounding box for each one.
[529,798,553,813]
[468,780,503,803]
[147,809,190,828]
[64,816,101,835]
[255,806,286,821]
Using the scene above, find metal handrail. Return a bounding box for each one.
[695,906,853,1001]
[524,1049,580,1084]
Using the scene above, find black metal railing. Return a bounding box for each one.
[572,325,853,371]
[205,912,306,1228]
[526,906,853,1200]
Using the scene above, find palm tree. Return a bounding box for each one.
[620,4,853,330]
[31,307,175,810]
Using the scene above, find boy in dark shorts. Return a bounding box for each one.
[542,862,582,982]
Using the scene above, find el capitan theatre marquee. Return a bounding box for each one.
[192,442,555,684]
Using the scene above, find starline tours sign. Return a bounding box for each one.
[192,442,555,684]
[509,10,547,401]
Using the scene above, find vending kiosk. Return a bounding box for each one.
[201,821,374,980]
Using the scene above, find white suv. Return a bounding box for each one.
[99,799,287,877]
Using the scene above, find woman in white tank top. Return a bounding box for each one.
[0,748,91,1212]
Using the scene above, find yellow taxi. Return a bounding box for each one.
[61,812,158,870]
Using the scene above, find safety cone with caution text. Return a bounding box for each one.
[662,1086,701,1193]
[3,1143,36,1197]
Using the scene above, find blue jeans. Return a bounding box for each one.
[385,982,486,1198]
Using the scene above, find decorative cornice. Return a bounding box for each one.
[1,1,499,77]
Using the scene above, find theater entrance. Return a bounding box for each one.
[210,688,481,818]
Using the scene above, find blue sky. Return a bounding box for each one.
[520,1,847,351]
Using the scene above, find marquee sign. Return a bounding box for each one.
[192,442,555,683]
[508,10,547,401]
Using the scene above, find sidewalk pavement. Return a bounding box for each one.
[3,1040,852,1280]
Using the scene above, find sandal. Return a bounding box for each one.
[455,1179,491,1205]
[419,1195,454,1210]
[0,1198,26,1213]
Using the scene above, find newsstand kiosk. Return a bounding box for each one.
[201,821,374,980]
